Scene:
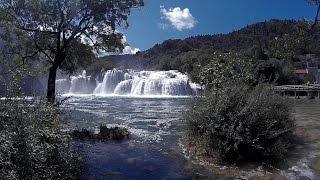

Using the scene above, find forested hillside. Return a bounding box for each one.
[101,19,320,85]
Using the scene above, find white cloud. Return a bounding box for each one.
[97,45,140,57]
[122,46,140,55]
[160,5,197,31]
[81,31,140,57]
[121,35,140,54]
[158,23,169,30]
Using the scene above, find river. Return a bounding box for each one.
[61,96,320,179]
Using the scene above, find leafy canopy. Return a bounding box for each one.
[0,0,144,73]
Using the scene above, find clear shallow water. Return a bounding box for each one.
[61,96,320,179]
[61,96,216,179]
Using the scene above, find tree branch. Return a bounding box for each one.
[33,41,54,64]
[0,63,25,75]
[0,9,59,34]
[57,0,65,32]
[82,31,96,45]
[308,4,320,32]
[19,26,59,34]
[62,14,92,50]
[0,50,41,75]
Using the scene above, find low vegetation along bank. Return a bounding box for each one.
[183,83,295,163]
[0,98,83,179]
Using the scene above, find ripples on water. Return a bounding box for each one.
[61,96,320,179]
[62,96,189,143]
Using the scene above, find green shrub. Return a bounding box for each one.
[0,98,83,180]
[304,74,316,84]
[183,83,295,162]
[199,51,255,89]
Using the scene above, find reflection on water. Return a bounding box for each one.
[62,96,320,179]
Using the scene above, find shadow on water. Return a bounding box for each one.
[62,96,320,179]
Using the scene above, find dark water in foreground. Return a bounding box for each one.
[62,96,320,179]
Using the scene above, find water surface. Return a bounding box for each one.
[62,96,320,179]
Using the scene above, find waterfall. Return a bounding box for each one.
[56,69,201,96]
[56,71,96,95]
[94,69,126,94]
[56,79,71,94]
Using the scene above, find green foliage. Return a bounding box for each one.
[86,59,115,73]
[0,64,36,97]
[0,21,41,76]
[199,51,254,89]
[0,0,144,102]
[253,58,298,85]
[142,19,300,58]
[183,83,295,162]
[304,73,316,83]
[0,53,45,97]
[180,21,299,163]
[0,99,83,179]
[267,28,308,60]
[0,0,144,55]
[105,19,320,86]
[60,40,96,75]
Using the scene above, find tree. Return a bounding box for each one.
[0,0,144,103]
[307,0,320,31]
[199,51,254,89]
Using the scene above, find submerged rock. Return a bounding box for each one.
[71,125,130,141]
[71,129,94,140]
[99,126,130,140]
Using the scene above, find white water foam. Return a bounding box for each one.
[0,96,34,100]
[56,69,201,97]
[61,93,192,99]
[281,152,320,180]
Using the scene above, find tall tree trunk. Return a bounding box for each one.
[46,65,58,103]
[46,51,65,103]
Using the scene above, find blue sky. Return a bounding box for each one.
[120,0,318,53]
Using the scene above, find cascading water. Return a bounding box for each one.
[56,70,96,95]
[56,69,201,96]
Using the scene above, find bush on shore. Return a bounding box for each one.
[0,98,83,180]
[183,82,295,162]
